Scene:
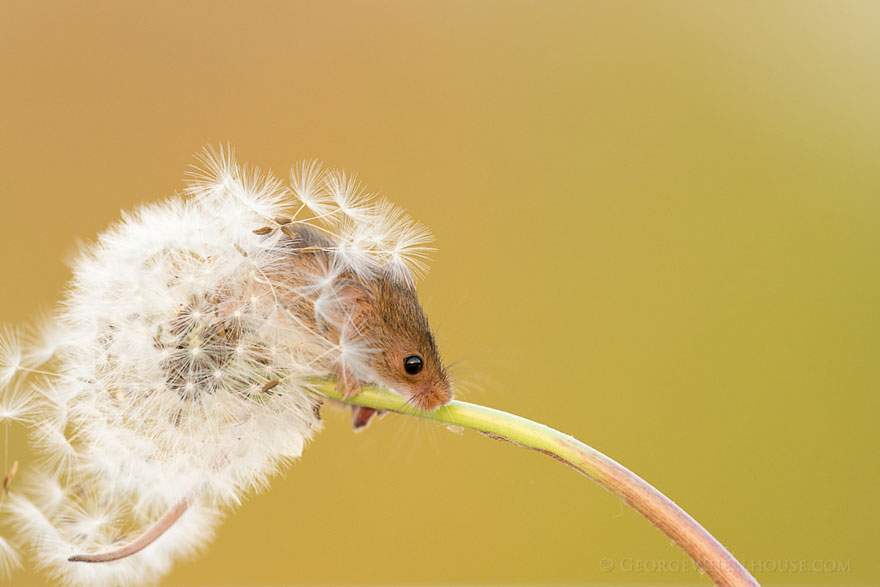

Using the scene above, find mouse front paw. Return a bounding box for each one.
[335,366,361,399]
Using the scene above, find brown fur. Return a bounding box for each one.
[269,223,452,423]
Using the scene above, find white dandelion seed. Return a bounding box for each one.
[333,219,381,277]
[4,493,57,550]
[290,159,335,217]
[0,326,24,388]
[184,143,239,201]
[362,199,435,282]
[20,470,72,516]
[24,311,68,368]
[338,324,378,379]
[31,422,81,476]
[323,168,375,223]
[386,220,435,283]
[0,379,36,425]
[0,535,22,580]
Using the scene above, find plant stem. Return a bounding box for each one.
[315,382,758,587]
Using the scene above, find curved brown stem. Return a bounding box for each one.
[68,497,191,563]
[317,383,759,586]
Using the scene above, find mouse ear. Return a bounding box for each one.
[339,279,374,326]
[313,277,373,332]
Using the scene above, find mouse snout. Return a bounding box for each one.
[411,379,453,411]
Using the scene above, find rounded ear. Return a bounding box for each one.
[313,276,374,332]
[337,278,373,326]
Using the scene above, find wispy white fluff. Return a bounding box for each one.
[0,535,22,580]
[0,326,24,388]
[0,379,36,425]
[0,146,435,585]
[24,311,68,367]
[290,159,335,216]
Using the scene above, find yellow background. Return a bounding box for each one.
[1,1,878,585]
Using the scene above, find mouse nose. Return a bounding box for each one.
[414,381,453,411]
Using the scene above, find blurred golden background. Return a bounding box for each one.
[1,1,878,585]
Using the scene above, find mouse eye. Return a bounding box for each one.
[403,355,423,375]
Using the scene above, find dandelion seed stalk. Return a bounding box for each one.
[316,382,758,587]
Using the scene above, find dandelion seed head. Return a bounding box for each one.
[3,147,438,585]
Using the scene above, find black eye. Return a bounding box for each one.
[403,355,423,375]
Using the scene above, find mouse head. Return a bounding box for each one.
[345,271,452,410]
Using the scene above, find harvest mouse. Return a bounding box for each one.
[272,222,453,428]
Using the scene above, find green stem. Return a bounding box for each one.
[316,383,758,587]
